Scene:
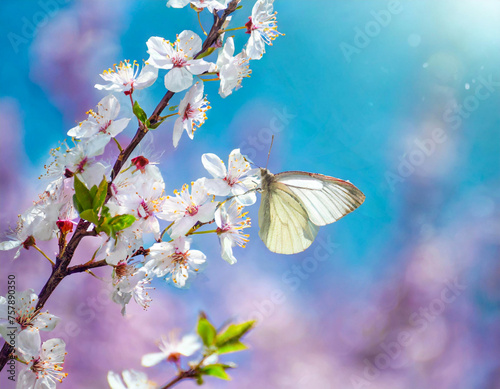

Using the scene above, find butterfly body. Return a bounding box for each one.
[258,168,365,254]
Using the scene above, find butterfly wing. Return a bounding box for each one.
[275,171,365,226]
[258,181,318,254]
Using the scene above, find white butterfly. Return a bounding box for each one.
[258,168,365,254]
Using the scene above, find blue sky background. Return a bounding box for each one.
[1,1,500,388]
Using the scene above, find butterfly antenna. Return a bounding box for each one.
[266,135,274,169]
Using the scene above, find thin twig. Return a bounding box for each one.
[33,245,55,266]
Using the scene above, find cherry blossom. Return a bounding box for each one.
[95,60,158,94]
[108,370,157,389]
[158,179,217,238]
[216,37,251,98]
[215,201,251,264]
[146,31,212,92]
[167,0,229,12]
[111,265,152,315]
[245,0,282,60]
[202,148,259,205]
[0,289,59,341]
[173,82,210,147]
[67,94,131,154]
[144,236,206,287]
[16,330,67,389]
[141,331,201,367]
[0,208,37,259]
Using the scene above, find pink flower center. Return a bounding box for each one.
[185,204,199,216]
[172,56,187,68]
[139,200,153,218]
[99,120,112,134]
[131,156,149,172]
[217,223,231,234]
[76,157,88,173]
[245,17,255,34]
[223,176,237,186]
[183,103,196,120]
[172,251,189,264]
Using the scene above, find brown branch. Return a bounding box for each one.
[161,370,198,389]
[0,0,241,372]
[66,259,108,275]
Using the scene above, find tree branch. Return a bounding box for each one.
[0,0,241,372]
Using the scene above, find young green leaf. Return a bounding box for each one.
[73,194,84,214]
[196,47,215,59]
[93,177,108,211]
[215,320,255,347]
[200,364,231,381]
[108,214,136,232]
[133,101,148,124]
[217,340,248,355]
[148,116,167,130]
[79,209,99,225]
[73,175,93,211]
[197,316,217,347]
[90,185,98,199]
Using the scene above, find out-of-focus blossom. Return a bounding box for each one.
[107,370,157,389]
[167,0,230,12]
[141,331,201,367]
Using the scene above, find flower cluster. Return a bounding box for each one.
[0,0,282,387]
[108,315,255,388]
[0,290,66,389]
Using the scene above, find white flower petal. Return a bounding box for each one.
[202,153,227,178]
[164,67,193,92]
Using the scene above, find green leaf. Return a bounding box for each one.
[216,320,255,347]
[195,375,204,385]
[133,100,148,124]
[196,47,215,59]
[108,214,136,232]
[200,364,231,381]
[73,194,84,214]
[73,175,93,211]
[148,116,166,130]
[93,177,108,211]
[217,340,248,355]
[197,316,217,347]
[96,223,112,237]
[90,185,98,199]
[79,209,99,225]
[168,105,178,112]
[236,4,243,9]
